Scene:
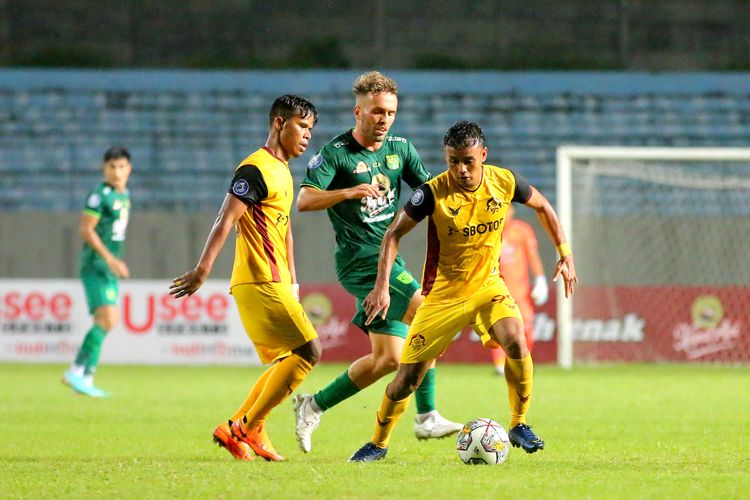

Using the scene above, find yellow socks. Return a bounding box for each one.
[231,363,276,424]
[504,354,534,428]
[240,354,313,431]
[372,392,411,448]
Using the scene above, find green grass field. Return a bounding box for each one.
[2,362,748,498]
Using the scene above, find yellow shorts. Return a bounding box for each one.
[401,280,523,364]
[231,282,318,364]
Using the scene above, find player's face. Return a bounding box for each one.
[103,157,132,191]
[354,92,398,145]
[279,114,315,159]
[444,143,488,189]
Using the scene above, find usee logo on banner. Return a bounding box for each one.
[673,295,741,359]
[1,290,73,334]
[123,292,229,335]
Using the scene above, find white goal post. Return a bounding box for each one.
[555,146,750,369]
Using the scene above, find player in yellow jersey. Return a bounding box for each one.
[169,95,320,462]
[349,121,578,462]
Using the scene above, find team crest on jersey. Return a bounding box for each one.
[353,161,370,174]
[232,179,250,196]
[385,155,400,170]
[408,333,426,351]
[486,197,502,214]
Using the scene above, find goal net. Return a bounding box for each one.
[555,146,750,368]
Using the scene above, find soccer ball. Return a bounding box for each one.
[456,418,510,465]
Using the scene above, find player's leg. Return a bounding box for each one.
[350,299,469,462]
[226,283,320,461]
[404,291,462,439]
[490,297,533,374]
[64,272,118,397]
[348,360,429,462]
[476,288,543,454]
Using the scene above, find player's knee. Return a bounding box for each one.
[373,353,400,376]
[294,338,322,366]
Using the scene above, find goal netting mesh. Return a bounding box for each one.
[556,147,750,366]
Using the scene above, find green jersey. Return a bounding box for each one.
[80,182,131,270]
[301,130,430,278]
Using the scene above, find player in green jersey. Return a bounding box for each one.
[62,147,132,397]
[293,71,462,453]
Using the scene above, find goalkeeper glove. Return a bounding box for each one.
[530,275,548,306]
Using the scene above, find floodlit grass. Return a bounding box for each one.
[1,363,748,498]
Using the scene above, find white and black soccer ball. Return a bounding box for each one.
[456,418,510,465]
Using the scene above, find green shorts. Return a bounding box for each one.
[340,258,420,338]
[81,263,119,314]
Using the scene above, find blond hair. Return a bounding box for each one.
[352,71,398,97]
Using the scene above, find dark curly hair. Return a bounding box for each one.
[443,121,485,149]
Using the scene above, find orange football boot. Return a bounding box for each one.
[213,421,254,461]
[231,420,285,462]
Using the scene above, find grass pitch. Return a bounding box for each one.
[1,362,748,499]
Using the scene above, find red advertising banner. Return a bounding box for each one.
[2,281,748,365]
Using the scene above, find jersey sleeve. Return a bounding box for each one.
[83,187,105,219]
[300,149,337,190]
[510,170,533,203]
[402,141,431,189]
[228,164,268,205]
[403,183,435,221]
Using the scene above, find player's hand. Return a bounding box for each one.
[530,275,549,306]
[107,257,130,279]
[362,285,391,326]
[553,255,578,298]
[169,268,208,298]
[347,183,381,200]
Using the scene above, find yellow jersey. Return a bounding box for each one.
[228,147,293,288]
[404,164,532,303]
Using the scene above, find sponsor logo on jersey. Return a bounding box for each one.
[333,139,348,148]
[462,219,503,237]
[353,161,370,174]
[447,205,460,217]
[232,179,250,196]
[113,200,122,210]
[386,136,407,143]
[396,271,414,285]
[307,153,323,169]
[385,155,400,170]
[486,197,502,214]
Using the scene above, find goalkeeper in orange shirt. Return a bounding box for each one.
[491,203,549,374]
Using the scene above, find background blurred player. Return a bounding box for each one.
[169,95,321,462]
[62,146,132,398]
[349,121,577,462]
[293,71,461,453]
[491,203,549,374]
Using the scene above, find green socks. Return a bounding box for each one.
[74,325,107,375]
[415,367,436,414]
[313,370,360,411]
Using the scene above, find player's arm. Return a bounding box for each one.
[171,164,265,298]
[169,194,246,298]
[79,212,129,279]
[286,220,300,300]
[362,183,433,324]
[522,187,577,298]
[297,184,381,211]
[362,209,419,325]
